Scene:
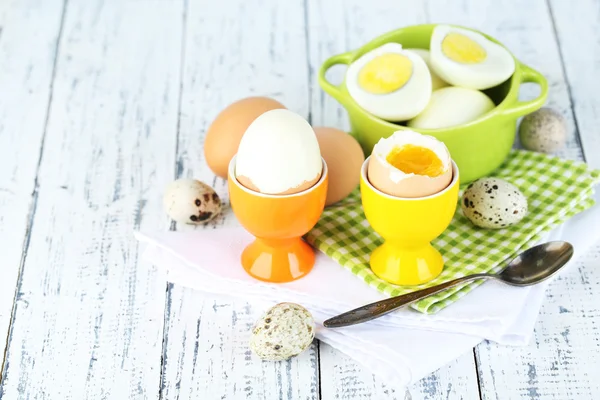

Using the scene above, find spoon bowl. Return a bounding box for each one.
[323,241,574,328]
[498,241,574,286]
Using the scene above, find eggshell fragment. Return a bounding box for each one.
[163,179,222,224]
[461,178,527,229]
[250,303,315,361]
[203,97,286,178]
[313,127,364,205]
[519,108,567,153]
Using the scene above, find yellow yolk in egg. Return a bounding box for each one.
[441,33,487,64]
[358,53,413,94]
[385,145,445,177]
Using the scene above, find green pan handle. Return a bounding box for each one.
[502,63,548,119]
[318,51,354,105]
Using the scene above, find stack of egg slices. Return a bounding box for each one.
[345,25,516,129]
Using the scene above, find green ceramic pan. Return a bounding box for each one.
[318,24,548,183]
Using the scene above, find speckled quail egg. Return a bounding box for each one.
[163,179,222,224]
[461,178,527,229]
[250,303,315,361]
[519,108,567,153]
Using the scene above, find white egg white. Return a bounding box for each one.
[235,109,322,195]
[408,86,495,130]
[429,25,515,90]
[405,48,449,91]
[345,43,432,121]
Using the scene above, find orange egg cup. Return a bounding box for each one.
[227,156,328,283]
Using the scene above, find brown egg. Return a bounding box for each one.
[203,97,286,178]
[313,127,365,205]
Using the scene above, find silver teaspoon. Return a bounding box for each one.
[323,241,574,329]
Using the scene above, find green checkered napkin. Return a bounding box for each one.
[305,150,600,314]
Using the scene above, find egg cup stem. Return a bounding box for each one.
[369,240,444,286]
[241,237,315,283]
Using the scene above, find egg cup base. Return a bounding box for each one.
[240,237,315,283]
[369,241,444,286]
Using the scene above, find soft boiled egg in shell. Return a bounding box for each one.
[429,25,515,90]
[367,130,452,198]
[235,109,323,195]
[345,43,432,121]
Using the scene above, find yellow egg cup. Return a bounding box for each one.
[360,157,460,285]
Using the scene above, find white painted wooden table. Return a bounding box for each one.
[1,0,599,398]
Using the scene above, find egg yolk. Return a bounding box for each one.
[441,33,487,64]
[358,53,413,94]
[386,145,445,177]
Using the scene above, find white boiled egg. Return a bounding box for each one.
[367,130,452,198]
[407,86,495,130]
[405,48,449,91]
[345,43,432,121]
[429,25,515,90]
[235,109,322,195]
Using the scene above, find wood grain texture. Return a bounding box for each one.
[425,0,600,398]
[160,1,319,399]
[0,0,183,398]
[548,0,600,168]
[306,1,480,398]
[0,0,65,375]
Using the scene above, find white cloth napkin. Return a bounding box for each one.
[135,190,600,387]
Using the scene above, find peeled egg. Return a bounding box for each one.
[406,48,449,91]
[345,43,432,121]
[235,109,322,195]
[204,97,286,178]
[367,130,452,198]
[407,87,495,130]
[429,25,515,90]
[313,127,365,206]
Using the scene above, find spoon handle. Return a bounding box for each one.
[323,273,491,328]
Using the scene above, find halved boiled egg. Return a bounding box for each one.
[429,25,515,90]
[405,48,449,91]
[367,130,452,198]
[345,43,432,121]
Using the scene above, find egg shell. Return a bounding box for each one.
[203,97,286,178]
[313,127,364,206]
[250,303,315,361]
[461,178,527,229]
[405,48,449,91]
[429,25,515,90]
[367,131,453,198]
[345,42,432,121]
[235,109,322,195]
[519,108,567,153]
[163,179,222,224]
[407,86,495,130]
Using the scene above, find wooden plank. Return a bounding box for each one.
[306,0,481,398]
[160,1,319,398]
[0,0,65,376]
[425,0,600,398]
[548,0,600,168]
[0,0,183,398]
[319,343,479,400]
